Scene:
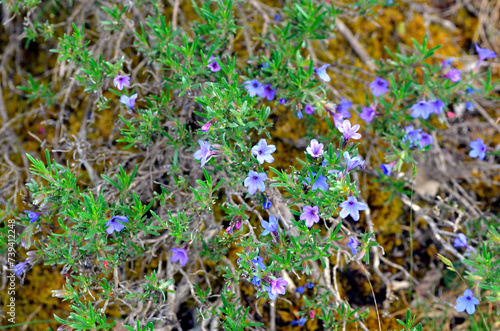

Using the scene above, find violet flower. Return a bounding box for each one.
[346,237,360,255]
[445,68,461,83]
[252,256,267,270]
[381,160,396,176]
[306,139,324,158]
[207,56,221,72]
[430,98,445,115]
[475,44,497,61]
[201,120,212,132]
[194,140,213,167]
[244,170,267,195]
[304,105,314,115]
[119,93,138,111]
[411,101,433,119]
[338,119,362,141]
[337,97,352,118]
[171,248,188,266]
[453,233,468,248]
[105,216,129,234]
[14,261,28,276]
[113,74,130,90]
[25,210,40,223]
[252,139,276,164]
[369,78,389,97]
[304,172,329,192]
[269,277,288,296]
[360,106,376,123]
[261,85,276,101]
[300,205,320,227]
[261,215,278,236]
[339,196,366,221]
[343,151,365,172]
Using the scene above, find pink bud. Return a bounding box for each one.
[201,121,211,132]
[310,309,315,319]
[235,219,241,230]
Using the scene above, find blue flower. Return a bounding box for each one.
[264,285,277,300]
[402,125,422,148]
[337,97,352,118]
[296,286,305,295]
[475,44,497,61]
[263,198,272,210]
[369,78,389,97]
[360,106,376,123]
[419,132,433,148]
[252,256,267,270]
[339,196,366,221]
[25,210,40,223]
[14,261,28,276]
[466,87,476,94]
[380,161,396,176]
[456,289,480,315]
[251,139,276,164]
[291,320,299,326]
[244,170,267,195]
[171,248,189,266]
[343,151,365,172]
[244,79,264,97]
[346,237,360,254]
[469,138,486,160]
[119,93,138,111]
[274,14,281,21]
[466,102,474,111]
[279,98,287,104]
[307,283,314,289]
[298,317,307,326]
[315,64,331,82]
[304,172,329,192]
[297,110,303,119]
[252,276,262,286]
[411,101,434,119]
[453,233,468,248]
[261,84,276,101]
[261,215,278,236]
[105,215,129,234]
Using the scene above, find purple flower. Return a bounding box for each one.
[14,261,28,276]
[113,74,130,90]
[402,125,422,148]
[261,85,276,101]
[411,100,434,119]
[338,119,362,141]
[201,120,211,132]
[244,170,267,195]
[269,277,288,296]
[369,78,389,97]
[251,139,276,164]
[300,205,320,227]
[296,286,305,294]
[453,233,468,248]
[244,79,264,97]
[261,215,278,236]
[337,97,352,118]
[456,289,480,315]
[430,98,445,115]
[344,151,365,172]
[360,106,376,123]
[279,98,287,104]
[105,215,129,234]
[252,256,267,270]
[297,110,303,119]
[339,196,366,221]
[469,138,486,160]
[346,237,360,255]
[381,160,396,176]
[119,93,138,110]
[332,112,344,129]
[207,56,221,72]
[264,285,277,300]
[304,173,329,192]
[315,64,331,82]
[304,105,314,115]
[306,139,324,158]
[298,317,307,326]
[171,248,188,266]
[419,132,433,148]
[475,44,497,61]
[194,140,213,167]
[263,198,272,210]
[445,69,461,83]
[25,210,39,223]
